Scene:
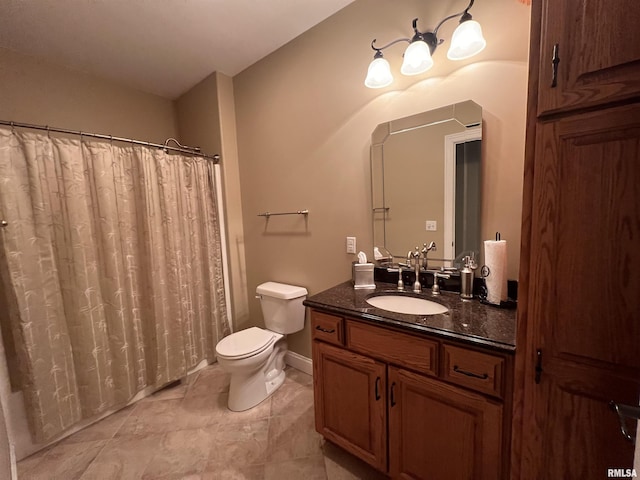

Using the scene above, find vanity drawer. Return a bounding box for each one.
[345,320,437,376]
[442,344,505,398]
[311,310,344,346]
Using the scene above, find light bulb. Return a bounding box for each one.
[365,56,393,88]
[400,40,433,76]
[447,20,486,60]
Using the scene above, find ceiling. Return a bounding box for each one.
[0,0,355,99]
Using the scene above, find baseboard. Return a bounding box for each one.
[285,351,313,376]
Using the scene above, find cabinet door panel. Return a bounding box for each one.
[312,341,387,472]
[537,0,640,116]
[388,367,502,480]
[521,104,640,478]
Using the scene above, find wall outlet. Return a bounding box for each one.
[426,220,437,231]
[346,236,356,254]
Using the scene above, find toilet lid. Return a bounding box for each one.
[215,327,279,359]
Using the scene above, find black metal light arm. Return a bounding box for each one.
[370,37,410,54]
[434,0,475,36]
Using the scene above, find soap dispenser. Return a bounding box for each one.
[460,254,477,299]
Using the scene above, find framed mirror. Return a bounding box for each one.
[371,100,482,267]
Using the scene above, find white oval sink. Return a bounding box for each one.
[366,295,448,315]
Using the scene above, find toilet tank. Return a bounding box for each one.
[256,282,308,334]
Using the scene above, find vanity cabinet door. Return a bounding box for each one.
[388,366,503,480]
[312,340,387,472]
[536,0,640,116]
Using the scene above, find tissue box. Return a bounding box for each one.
[352,262,375,290]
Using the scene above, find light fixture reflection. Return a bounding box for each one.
[365,0,486,88]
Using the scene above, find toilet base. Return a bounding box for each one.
[227,367,285,412]
[225,339,288,412]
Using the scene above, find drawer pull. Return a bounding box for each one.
[375,377,381,401]
[551,43,560,88]
[453,365,489,380]
[315,325,335,334]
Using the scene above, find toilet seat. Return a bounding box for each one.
[216,327,282,360]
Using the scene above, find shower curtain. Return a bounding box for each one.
[0,127,230,442]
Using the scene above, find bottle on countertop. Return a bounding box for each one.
[460,253,477,299]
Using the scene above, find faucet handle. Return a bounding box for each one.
[431,270,450,295]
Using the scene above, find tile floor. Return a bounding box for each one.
[17,364,387,479]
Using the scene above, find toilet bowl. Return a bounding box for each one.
[215,282,307,411]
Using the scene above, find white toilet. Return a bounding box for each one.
[215,281,308,411]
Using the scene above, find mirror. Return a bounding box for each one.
[371,100,482,268]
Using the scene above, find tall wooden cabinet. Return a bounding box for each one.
[515,1,640,478]
[536,0,640,116]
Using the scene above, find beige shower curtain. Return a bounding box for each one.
[0,127,230,442]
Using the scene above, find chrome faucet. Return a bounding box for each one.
[421,242,437,270]
[409,247,423,293]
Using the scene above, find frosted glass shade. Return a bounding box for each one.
[400,40,433,76]
[365,56,393,88]
[447,20,486,60]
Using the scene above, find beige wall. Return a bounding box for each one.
[0,47,177,142]
[215,74,251,330]
[234,0,530,358]
[175,72,250,331]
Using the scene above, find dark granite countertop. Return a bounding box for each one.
[303,281,517,352]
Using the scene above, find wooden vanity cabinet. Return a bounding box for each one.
[311,309,513,479]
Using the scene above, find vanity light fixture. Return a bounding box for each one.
[364,0,486,88]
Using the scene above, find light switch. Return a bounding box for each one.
[346,236,356,254]
[426,220,437,231]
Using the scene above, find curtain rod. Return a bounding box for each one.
[0,120,221,163]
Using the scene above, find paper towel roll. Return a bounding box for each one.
[484,240,508,305]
